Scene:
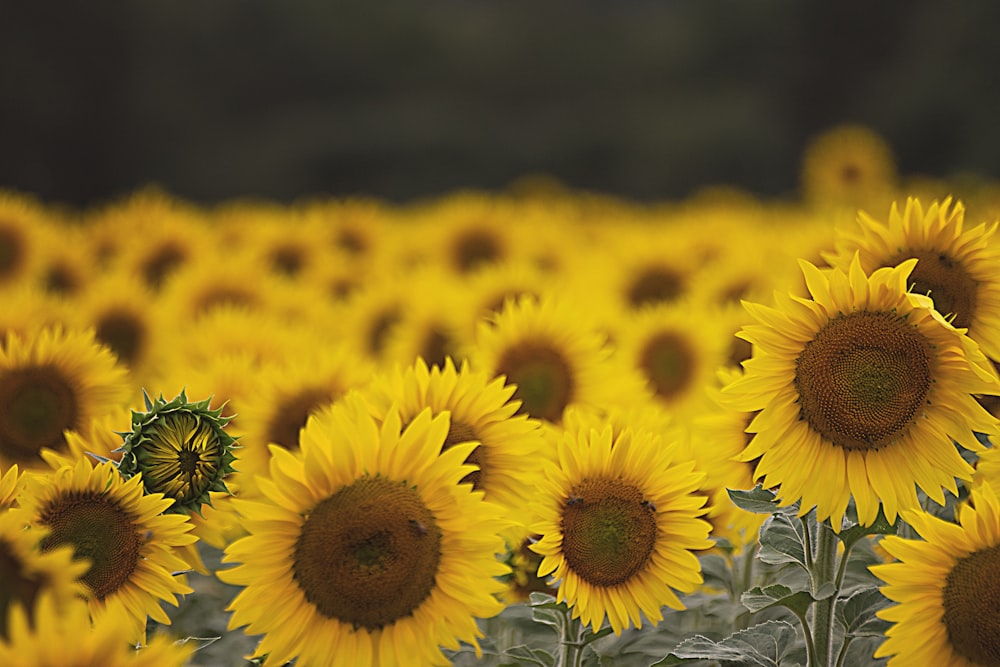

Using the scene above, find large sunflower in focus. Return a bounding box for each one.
[722,255,1000,527]
[219,394,509,667]
[362,357,545,519]
[825,196,1000,362]
[530,422,711,634]
[0,326,132,470]
[871,484,1000,666]
[18,459,197,642]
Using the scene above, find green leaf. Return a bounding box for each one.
[838,506,898,550]
[503,645,555,667]
[836,587,892,637]
[727,485,791,515]
[741,584,813,617]
[529,592,565,629]
[758,513,808,572]
[651,620,803,666]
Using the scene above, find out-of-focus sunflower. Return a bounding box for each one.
[380,268,470,370]
[220,395,509,667]
[0,594,194,667]
[722,255,1000,527]
[470,295,647,427]
[871,484,1000,666]
[611,300,729,422]
[0,190,50,289]
[335,276,409,363]
[455,260,550,339]
[32,224,92,299]
[362,357,545,518]
[825,196,1000,363]
[0,326,132,471]
[118,391,238,515]
[19,459,197,642]
[155,248,286,324]
[530,422,712,634]
[40,406,132,470]
[0,507,89,638]
[0,285,68,343]
[800,124,898,212]
[411,192,517,275]
[235,343,374,496]
[689,367,767,550]
[104,189,210,291]
[66,270,165,385]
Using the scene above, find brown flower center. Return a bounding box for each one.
[267,388,336,450]
[441,420,484,489]
[794,311,932,451]
[639,331,696,400]
[497,343,574,424]
[39,493,141,600]
[0,225,26,282]
[142,244,186,290]
[95,309,145,367]
[943,545,1000,666]
[888,248,979,329]
[292,477,441,630]
[627,266,685,308]
[453,229,502,273]
[560,477,657,587]
[0,366,79,463]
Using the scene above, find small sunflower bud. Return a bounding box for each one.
[117,390,237,514]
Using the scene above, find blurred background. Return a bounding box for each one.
[2,1,999,209]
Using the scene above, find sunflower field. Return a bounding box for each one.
[3,124,1000,667]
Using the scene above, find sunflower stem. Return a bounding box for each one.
[810,519,838,667]
[557,607,587,667]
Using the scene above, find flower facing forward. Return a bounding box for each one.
[529,422,712,634]
[723,255,1000,527]
[219,394,510,667]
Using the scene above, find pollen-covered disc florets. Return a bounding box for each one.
[117,390,237,514]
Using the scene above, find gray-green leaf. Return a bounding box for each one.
[741,584,813,617]
[836,587,892,637]
[651,620,803,667]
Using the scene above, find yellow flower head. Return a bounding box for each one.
[872,484,1000,666]
[220,393,510,667]
[723,254,1000,527]
[530,422,712,635]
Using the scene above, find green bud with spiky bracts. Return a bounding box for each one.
[117,389,238,515]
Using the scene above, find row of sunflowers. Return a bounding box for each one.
[2,125,1000,666]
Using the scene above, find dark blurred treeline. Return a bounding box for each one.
[2,1,999,208]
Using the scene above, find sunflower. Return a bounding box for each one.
[0,507,89,638]
[529,422,712,634]
[825,196,1000,363]
[380,268,470,370]
[105,189,209,291]
[470,294,647,426]
[800,123,898,212]
[219,394,509,667]
[234,342,374,496]
[66,270,166,385]
[117,390,238,515]
[0,326,132,471]
[871,483,1000,666]
[362,357,545,517]
[18,459,197,642]
[722,255,1000,527]
[0,594,193,667]
[610,299,730,421]
[0,190,50,289]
